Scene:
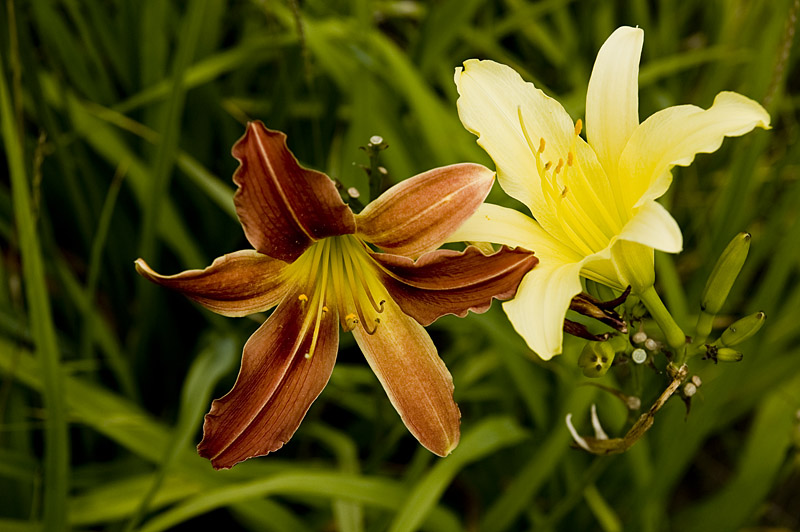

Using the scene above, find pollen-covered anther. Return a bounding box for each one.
[322,305,329,314]
[298,294,308,304]
[574,118,583,136]
[554,158,564,174]
[538,138,546,153]
[561,186,569,198]
[567,151,574,166]
[544,161,552,171]
[344,313,359,331]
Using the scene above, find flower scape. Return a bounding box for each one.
[136,122,538,469]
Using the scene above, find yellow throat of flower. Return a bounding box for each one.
[289,235,386,359]
[517,107,625,257]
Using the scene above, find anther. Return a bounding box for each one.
[544,161,552,171]
[345,313,359,332]
[554,158,564,174]
[574,119,583,136]
[322,306,329,314]
[298,294,308,303]
[567,151,574,166]
[538,138,546,153]
[561,186,569,198]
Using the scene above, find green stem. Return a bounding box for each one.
[693,311,714,347]
[638,286,686,355]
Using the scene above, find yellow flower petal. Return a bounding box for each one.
[502,260,584,360]
[620,91,771,209]
[447,203,581,264]
[617,200,683,253]
[586,26,643,178]
[454,59,574,237]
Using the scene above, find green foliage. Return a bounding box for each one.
[1,0,799,531]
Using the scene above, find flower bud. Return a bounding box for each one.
[715,347,744,363]
[701,233,751,315]
[718,311,766,347]
[578,341,615,377]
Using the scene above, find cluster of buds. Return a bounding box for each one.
[565,232,767,455]
[696,232,766,363]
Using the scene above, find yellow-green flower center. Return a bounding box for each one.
[517,108,628,257]
[288,235,387,358]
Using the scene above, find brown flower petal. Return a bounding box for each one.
[370,245,538,326]
[352,298,460,456]
[355,163,494,258]
[232,122,356,262]
[134,251,288,317]
[198,290,338,469]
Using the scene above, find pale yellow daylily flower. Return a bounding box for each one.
[450,26,770,360]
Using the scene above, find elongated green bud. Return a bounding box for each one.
[717,311,766,347]
[701,233,751,315]
[715,347,744,362]
[578,341,615,377]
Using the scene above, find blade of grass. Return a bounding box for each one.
[123,334,238,532]
[138,471,462,532]
[388,416,528,532]
[479,387,597,532]
[78,160,134,398]
[137,0,207,266]
[114,34,294,114]
[0,50,69,531]
[305,423,364,532]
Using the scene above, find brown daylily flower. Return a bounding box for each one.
[136,122,538,469]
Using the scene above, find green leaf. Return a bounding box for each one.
[0,48,69,531]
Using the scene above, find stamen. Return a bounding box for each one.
[561,186,569,198]
[544,161,552,171]
[342,247,374,334]
[554,158,564,174]
[346,238,385,315]
[329,238,349,328]
[298,294,308,304]
[305,240,331,360]
[538,137,546,153]
[344,313,359,332]
[567,151,574,166]
[574,119,582,136]
[361,317,379,335]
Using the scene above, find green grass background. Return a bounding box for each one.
[1,0,799,530]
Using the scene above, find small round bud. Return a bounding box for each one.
[631,348,647,364]
[369,135,384,145]
[578,341,615,377]
[691,375,702,387]
[632,331,647,344]
[683,382,697,397]
[644,338,658,351]
[347,187,360,199]
[626,396,642,410]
